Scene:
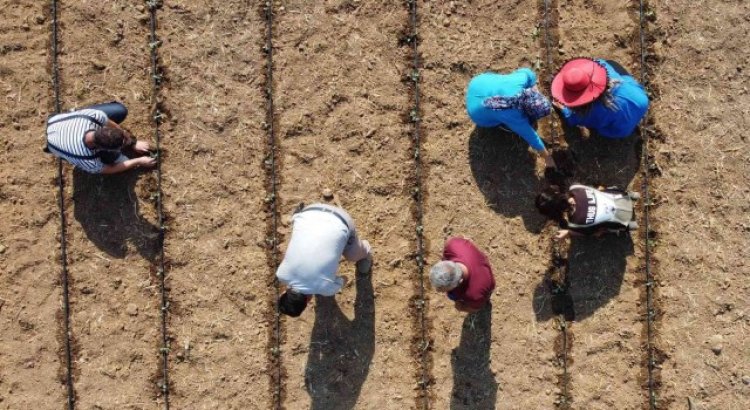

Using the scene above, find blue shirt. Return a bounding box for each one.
[560,60,649,138]
[465,69,546,151]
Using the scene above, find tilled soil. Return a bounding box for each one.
[158,1,272,409]
[56,1,161,409]
[273,2,417,408]
[419,1,558,408]
[0,1,61,409]
[0,0,748,409]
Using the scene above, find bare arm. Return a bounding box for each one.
[100,156,155,174]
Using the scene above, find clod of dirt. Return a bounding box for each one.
[91,60,107,71]
[322,188,334,200]
[0,244,6,254]
[20,24,30,32]
[34,15,46,25]
[125,303,139,317]
[708,334,723,355]
[742,376,750,385]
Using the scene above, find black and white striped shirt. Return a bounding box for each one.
[46,109,109,173]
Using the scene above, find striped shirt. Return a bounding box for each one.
[46,109,109,173]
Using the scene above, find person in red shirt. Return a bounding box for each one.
[429,237,495,313]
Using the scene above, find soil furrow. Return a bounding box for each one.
[0,1,64,408]
[538,1,576,407]
[157,1,272,408]
[273,2,415,408]
[56,2,161,408]
[418,1,559,408]
[261,2,285,409]
[404,0,434,407]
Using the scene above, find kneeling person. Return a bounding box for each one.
[430,237,495,313]
[276,204,372,317]
[536,184,640,240]
[46,101,155,174]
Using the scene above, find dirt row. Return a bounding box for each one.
[273,2,418,408]
[157,1,272,408]
[418,1,559,408]
[0,1,61,409]
[552,1,647,409]
[652,1,750,409]
[2,0,748,409]
[55,1,162,408]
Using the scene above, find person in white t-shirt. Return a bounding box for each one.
[276,203,372,317]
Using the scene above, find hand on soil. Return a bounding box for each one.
[136,156,157,168]
[134,140,151,154]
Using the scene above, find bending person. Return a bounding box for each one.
[466,68,556,168]
[46,101,155,174]
[276,203,372,317]
[430,237,495,313]
[551,58,649,138]
[535,184,640,240]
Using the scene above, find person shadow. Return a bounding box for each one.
[558,123,642,189]
[533,234,634,322]
[450,305,498,409]
[304,268,375,410]
[72,169,159,261]
[468,127,546,233]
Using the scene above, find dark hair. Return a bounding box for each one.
[278,290,309,317]
[535,187,569,222]
[93,127,126,150]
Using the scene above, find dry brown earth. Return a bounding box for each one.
[0,0,748,409]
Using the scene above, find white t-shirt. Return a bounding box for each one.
[46,109,109,173]
[276,210,351,296]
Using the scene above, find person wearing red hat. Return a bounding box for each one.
[466,68,556,168]
[551,58,649,139]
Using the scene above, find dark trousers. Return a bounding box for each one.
[85,101,128,124]
[604,60,630,76]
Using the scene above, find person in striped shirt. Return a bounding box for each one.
[46,101,155,174]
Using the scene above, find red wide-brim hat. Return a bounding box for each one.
[551,58,608,107]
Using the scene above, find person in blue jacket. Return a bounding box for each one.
[551,58,649,138]
[466,68,556,168]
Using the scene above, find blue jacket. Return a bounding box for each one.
[560,60,649,138]
[465,69,546,151]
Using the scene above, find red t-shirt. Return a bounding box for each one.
[443,237,495,309]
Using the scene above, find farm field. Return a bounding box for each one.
[0,1,747,410]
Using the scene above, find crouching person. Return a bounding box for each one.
[535,184,640,240]
[276,203,372,317]
[45,101,155,174]
[430,237,495,313]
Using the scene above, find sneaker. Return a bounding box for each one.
[628,221,639,231]
[628,191,641,200]
[356,255,373,275]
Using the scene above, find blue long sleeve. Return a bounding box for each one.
[466,69,547,151]
[560,60,649,138]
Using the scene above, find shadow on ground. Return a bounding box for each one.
[451,305,497,409]
[72,169,159,261]
[305,269,375,410]
[533,234,634,322]
[468,127,545,233]
[559,124,642,188]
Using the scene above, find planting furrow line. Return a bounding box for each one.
[405,1,432,408]
[261,2,284,409]
[539,1,574,408]
[634,1,662,408]
[145,1,170,408]
[49,1,76,408]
